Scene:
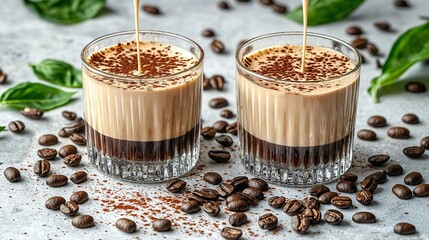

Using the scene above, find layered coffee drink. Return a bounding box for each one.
[236,33,360,186]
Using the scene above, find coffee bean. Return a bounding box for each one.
[201,126,217,139]
[37,148,57,160]
[420,136,429,149]
[220,109,234,119]
[247,178,268,191]
[215,135,233,147]
[193,188,219,202]
[403,146,425,158]
[413,184,429,197]
[368,154,390,166]
[20,107,44,119]
[271,3,287,13]
[220,227,242,240]
[302,208,321,224]
[283,199,303,216]
[268,196,286,208]
[258,213,278,230]
[360,53,367,64]
[70,191,89,204]
[260,0,273,5]
[218,1,230,9]
[70,133,86,145]
[202,201,221,216]
[331,196,352,209]
[242,187,264,200]
[392,184,412,200]
[356,190,373,205]
[230,176,248,190]
[203,78,211,90]
[45,196,66,210]
[352,212,376,224]
[336,180,357,193]
[357,129,377,141]
[213,120,229,133]
[208,150,231,163]
[60,201,79,216]
[46,174,68,187]
[394,0,409,7]
[374,21,392,32]
[72,215,94,228]
[361,176,378,193]
[8,120,25,133]
[351,38,368,49]
[181,200,200,213]
[152,219,171,232]
[166,178,186,193]
[142,4,161,14]
[70,171,87,184]
[59,145,78,158]
[33,160,50,177]
[318,192,338,204]
[61,111,77,121]
[324,209,343,225]
[402,113,419,124]
[209,97,228,108]
[309,184,330,197]
[367,43,379,56]
[0,68,7,84]
[405,81,426,93]
[236,0,250,2]
[63,153,82,167]
[346,25,363,35]
[216,182,235,198]
[211,39,225,54]
[383,164,403,176]
[340,173,358,183]
[4,167,21,182]
[404,172,423,186]
[210,75,225,90]
[202,28,215,37]
[367,115,387,127]
[229,212,247,226]
[394,222,416,235]
[38,134,58,146]
[115,218,137,233]
[227,199,249,212]
[303,197,320,210]
[226,122,237,135]
[227,192,258,206]
[59,121,85,137]
[203,172,222,185]
[387,127,410,139]
[291,214,310,234]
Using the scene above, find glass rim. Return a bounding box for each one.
[235,31,361,84]
[80,30,204,81]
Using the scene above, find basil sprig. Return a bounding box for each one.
[0,126,5,132]
[368,21,429,102]
[24,0,106,25]
[286,0,365,26]
[30,59,82,88]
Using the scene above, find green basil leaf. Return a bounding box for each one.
[0,82,76,111]
[0,126,5,132]
[286,0,365,26]
[24,0,106,25]
[30,59,82,88]
[368,21,429,102]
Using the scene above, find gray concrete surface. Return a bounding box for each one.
[1,0,429,239]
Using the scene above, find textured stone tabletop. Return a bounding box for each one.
[1,0,429,239]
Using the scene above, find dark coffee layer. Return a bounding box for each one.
[86,122,200,161]
[239,126,352,169]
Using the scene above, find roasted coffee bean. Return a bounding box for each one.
[357,129,377,141]
[367,43,379,56]
[374,21,392,32]
[220,227,242,240]
[60,201,79,216]
[218,1,230,9]
[331,196,352,209]
[394,0,409,7]
[283,199,303,216]
[203,78,211,90]
[405,81,426,93]
[181,200,201,213]
[352,212,376,223]
[59,122,85,138]
[37,148,57,160]
[361,176,378,193]
[318,192,339,204]
[356,190,373,205]
[388,126,410,139]
[58,128,71,137]
[413,184,429,197]
[271,3,287,13]
[242,187,264,200]
[193,188,219,202]
[346,25,363,35]
[340,173,358,183]
[260,0,273,5]
[227,200,249,212]
[420,136,429,149]
[351,37,368,49]
[227,192,258,206]
[220,109,234,119]
[226,122,238,135]
[368,171,387,184]
[229,212,247,226]
[392,184,412,200]
[0,69,7,84]
[360,53,367,64]
[215,135,233,147]
[20,107,44,119]
[217,182,235,198]
[383,164,403,176]
[166,178,186,193]
[209,97,228,108]
[211,39,225,54]
[202,201,221,216]
[403,146,425,158]
[213,120,229,133]
[291,214,310,234]
[70,191,89,204]
[70,171,87,184]
[230,176,248,190]
[268,196,286,208]
[208,150,231,163]
[201,126,217,139]
[33,160,50,177]
[402,113,419,124]
[4,167,21,182]
[204,172,222,185]
[258,213,278,230]
[38,134,58,146]
[45,196,66,210]
[70,133,86,145]
[236,0,250,2]
[302,208,321,224]
[8,120,25,133]
[210,75,224,90]
[404,172,423,186]
[46,174,68,187]
[142,4,161,14]
[59,144,78,158]
[303,197,320,210]
[202,28,215,37]
[336,180,357,193]
[394,222,416,235]
[61,110,77,120]
[247,178,268,191]
[63,153,82,167]
[309,184,330,197]
[115,218,137,233]
[367,115,387,128]
[72,215,94,228]
[324,209,343,225]
[152,219,171,232]
[368,154,390,166]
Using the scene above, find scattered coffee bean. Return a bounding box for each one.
[70,191,89,204]
[20,107,44,119]
[383,164,403,176]
[59,144,78,158]
[260,0,273,5]
[142,4,161,14]
[61,110,77,120]
[60,201,79,216]
[220,227,242,240]
[45,196,66,210]
[258,213,278,230]
[283,199,304,216]
[404,172,423,186]
[216,182,235,198]
[248,178,268,191]
[203,172,222,185]
[215,135,233,147]
[46,174,68,187]
[220,109,234,119]
[352,212,376,224]
[346,25,363,35]
[405,81,426,93]
[201,126,217,139]
[166,178,187,193]
[63,153,82,167]
[368,171,387,184]
[374,21,392,32]
[271,3,287,13]
[357,129,377,141]
[356,190,373,205]
[324,209,343,225]
[303,197,320,210]
[210,75,225,90]
[230,176,248,190]
[227,192,258,206]
[242,187,264,200]
[394,0,409,8]
[361,176,378,193]
[203,78,211,90]
[331,196,353,209]
[8,120,25,133]
[213,120,229,133]
[70,171,87,184]
[302,208,321,224]
[37,148,57,160]
[209,97,228,108]
[33,160,50,177]
[403,146,425,158]
[202,28,215,37]
[394,222,416,235]
[413,184,429,197]
[226,122,237,135]
[420,136,429,149]
[227,199,249,212]
[291,214,310,234]
[392,184,412,200]
[181,200,200,213]
[4,167,21,182]
[387,127,410,139]
[152,219,171,232]
[72,215,94,228]
[368,154,390,166]
[70,133,86,145]
[208,150,231,163]
[193,189,219,202]
[318,192,339,204]
[218,1,230,9]
[268,196,286,208]
[367,115,387,128]
[115,218,137,233]
[202,201,221,216]
[59,121,85,137]
[367,43,379,56]
[351,37,368,49]
[38,134,58,146]
[340,173,358,183]
[402,113,419,124]
[229,212,247,227]
[336,181,357,193]
[236,0,250,2]
[211,39,225,54]
[309,184,330,197]
[0,68,7,84]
